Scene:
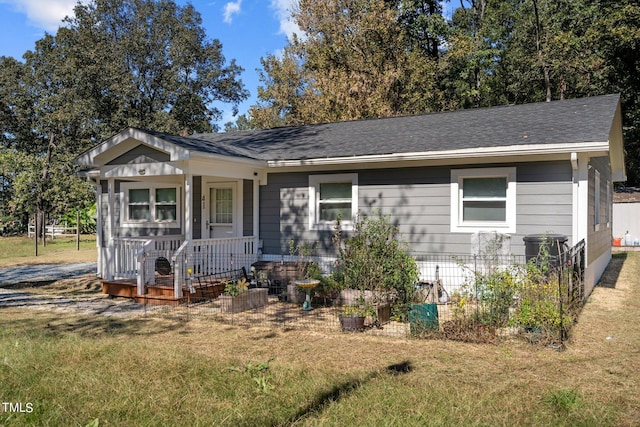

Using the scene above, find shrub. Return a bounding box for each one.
[332,213,419,316]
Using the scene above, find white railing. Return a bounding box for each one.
[113,236,184,280]
[187,237,256,276]
[173,237,257,299]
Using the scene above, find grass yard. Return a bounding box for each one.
[1,253,639,426]
[0,235,97,268]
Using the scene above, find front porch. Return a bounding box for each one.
[102,235,258,304]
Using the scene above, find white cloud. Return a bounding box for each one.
[0,0,80,31]
[223,0,242,24]
[270,0,303,41]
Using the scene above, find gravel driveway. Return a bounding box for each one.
[0,262,151,318]
[0,262,97,285]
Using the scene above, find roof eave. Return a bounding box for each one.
[266,142,612,168]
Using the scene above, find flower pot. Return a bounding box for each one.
[219,293,250,313]
[339,315,366,332]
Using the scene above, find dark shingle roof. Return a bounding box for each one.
[155,94,621,162]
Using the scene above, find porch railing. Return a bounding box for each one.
[172,237,257,298]
[116,236,257,298]
[113,236,184,280]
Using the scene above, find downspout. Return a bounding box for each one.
[571,152,578,247]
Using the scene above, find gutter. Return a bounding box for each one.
[266,141,610,168]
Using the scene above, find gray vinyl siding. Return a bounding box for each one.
[243,179,253,237]
[588,156,612,264]
[193,176,202,240]
[516,162,573,240]
[259,161,573,257]
[107,144,170,165]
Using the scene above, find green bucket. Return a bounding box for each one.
[410,303,439,335]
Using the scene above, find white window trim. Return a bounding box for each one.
[450,167,516,233]
[121,182,181,227]
[309,173,358,231]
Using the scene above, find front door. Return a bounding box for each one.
[207,184,236,238]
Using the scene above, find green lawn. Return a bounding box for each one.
[0,235,97,268]
[1,253,639,426]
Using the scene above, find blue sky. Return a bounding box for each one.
[0,0,299,129]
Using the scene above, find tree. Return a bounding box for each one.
[66,0,248,135]
[597,0,640,186]
[251,0,441,127]
[0,0,248,228]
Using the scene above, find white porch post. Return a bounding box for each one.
[253,178,260,259]
[106,178,115,281]
[174,174,193,299]
[94,179,103,278]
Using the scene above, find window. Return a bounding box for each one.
[451,168,516,233]
[155,188,177,221]
[128,188,150,221]
[123,183,179,225]
[212,188,233,224]
[309,174,358,230]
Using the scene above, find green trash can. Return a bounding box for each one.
[410,303,439,335]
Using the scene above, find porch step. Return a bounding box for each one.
[134,294,186,306]
[145,285,175,297]
[102,280,136,298]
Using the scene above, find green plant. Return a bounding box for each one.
[223,278,248,296]
[288,239,321,279]
[246,358,275,394]
[341,302,376,319]
[543,388,582,413]
[508,238,574,339]
[332,212,419,313]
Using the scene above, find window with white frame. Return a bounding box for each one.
[451,167,516,233]
[309,173,358,230]
[122,183,179,225]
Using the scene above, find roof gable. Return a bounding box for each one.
[75,127,190,166]
[107,144,170,165]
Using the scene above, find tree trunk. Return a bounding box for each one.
[532,0,552,102]
[37,133,56,242]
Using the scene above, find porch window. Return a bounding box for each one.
[155,188,177,221]
[309,173,358,230]
[128,189,150,221]
[451,168,516,233]
[122,183,180,225]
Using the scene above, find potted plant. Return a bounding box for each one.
[332,213,419,323]
[219,278,250,313]
[339,301,376,332]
